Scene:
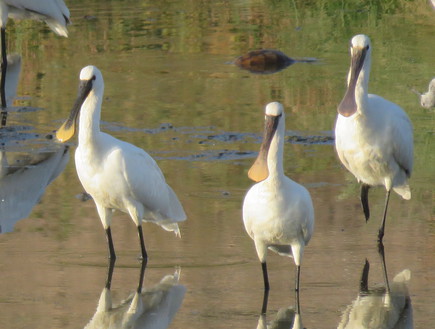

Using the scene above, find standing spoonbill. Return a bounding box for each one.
[56,65,186,261]
[242,102,314,314]
[0,0,70,123]
[413,77,435,109]
[335,34,413,242]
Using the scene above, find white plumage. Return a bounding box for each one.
[243,102,314,313]
[0,0,70,36]
[415,77,435,109]
[56,65,186,260]
[335,34,413,241]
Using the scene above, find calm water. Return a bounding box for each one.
[0,0,434,328]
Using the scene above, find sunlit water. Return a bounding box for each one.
[0,1,434,328]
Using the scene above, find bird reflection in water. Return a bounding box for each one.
[234,49,317,74]
[0,52,69,233]
[0,146,69,233]
[0,52,20,125]
[337,243,413,329]
[258,290,303,329]
[0,0,70,125]
[84,261,185,329]
[2,53,20,107]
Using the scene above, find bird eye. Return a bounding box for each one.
[92,75,96,81]
[365,45,370,50]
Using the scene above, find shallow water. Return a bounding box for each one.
[0,0,434,328]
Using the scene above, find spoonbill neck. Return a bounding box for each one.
[355,66,370,114]
[352,56,371,116]
[78,89,103,144]
[266,120,285,180]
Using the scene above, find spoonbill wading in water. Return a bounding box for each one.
[0,0,70,125]
[243,102,314,314]
[56,65,186,261]
[335,34,413,242]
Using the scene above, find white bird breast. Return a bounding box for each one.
[75,133,171,219]
[335,94,413,190]
[243,178,313,245]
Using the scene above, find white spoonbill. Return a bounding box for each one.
[0,0,70,117]
[335,34,413,242]
[413,77,435,109]
[56,65,186,261]
[242,102,314,314]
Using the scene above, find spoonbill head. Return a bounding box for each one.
[248,101,284,182]
[243,102,314,314]
[335,34,413,242]
[56,65,186,261]
[337,34,372,118]
[56,65,102,143]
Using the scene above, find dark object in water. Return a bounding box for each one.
[234,49,294,74]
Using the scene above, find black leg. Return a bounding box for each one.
[360,183,370,222]
[136,259,147,293]
[295,265,301,314]
[137,225,148,263]
[378,240,390,293]
[360,259,370,293]
[261,261,270,291]
[105,257,116,290]
[105,227,116,260]
[1,27,8,126]
[378,190,391,242]
[261,288,269,314]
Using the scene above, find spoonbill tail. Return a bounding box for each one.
[335,34,413,242]
[0,0,70,122]
[56,65,186,261]
[242,102,314,314]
